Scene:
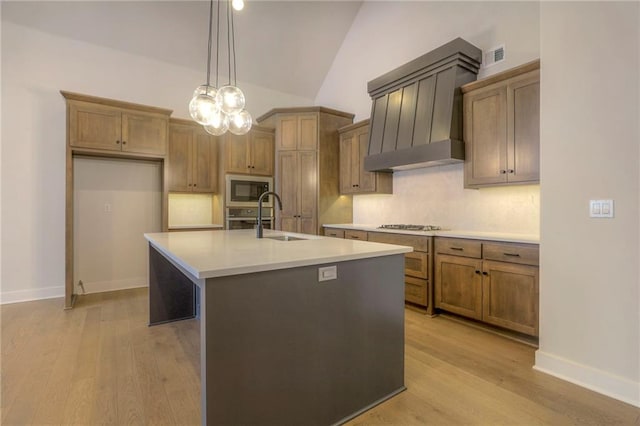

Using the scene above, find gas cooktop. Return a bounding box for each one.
[378,224,442,231]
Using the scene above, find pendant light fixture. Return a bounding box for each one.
[189,0,252,136]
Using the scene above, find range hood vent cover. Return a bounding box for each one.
[364,38,482,172]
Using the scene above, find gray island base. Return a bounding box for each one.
[145,230,409,425]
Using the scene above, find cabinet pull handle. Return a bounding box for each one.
[450,247,464,251]
[351,236,360,239]
[475,270,481,274]
[482,271,489,276]
[504,253,520,257]
[500,170,507,174]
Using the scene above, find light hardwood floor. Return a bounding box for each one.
[2,288,638,425]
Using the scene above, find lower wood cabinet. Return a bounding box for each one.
[435,254,483,320]
[434,237,539,336]
[482,260,539,336]
[368,231,433,314]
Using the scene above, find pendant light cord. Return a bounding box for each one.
[231,1,237,86]
[205,0,213,87]
[227,1,232,85]
[215,0,221,88]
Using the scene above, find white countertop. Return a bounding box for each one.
[323,224,539,244]
[145,229,413,280]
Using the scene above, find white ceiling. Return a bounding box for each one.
[2,0,363,98]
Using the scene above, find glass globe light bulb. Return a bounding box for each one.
[189,85,220,125]
[203,110,230,136]
[216,85,245,115]
[228,110,253,135]
[232,0,244,11]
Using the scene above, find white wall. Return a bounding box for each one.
[535,2,640,406]
[315,1,541,234]
[74,157,161,294]
[0,20,313,303]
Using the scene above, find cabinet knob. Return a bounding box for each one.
[500,170,507,174]
[188,184,192,187]
[508,169,514,174]
[193,184,197,187]
[475,270,481,274]
[482,271,489,276]
[122,140,127,145]
[116,140,120,144]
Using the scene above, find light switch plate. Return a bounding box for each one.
[590,199,614,218]
[318,265,337,282]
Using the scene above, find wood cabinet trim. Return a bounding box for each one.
[460,60,540,94]
[61,91,172,116]
[367,232,429,252]
[257,106,355,123]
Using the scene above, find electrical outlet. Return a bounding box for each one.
[318,265,337,282]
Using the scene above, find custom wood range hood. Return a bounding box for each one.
[364,38,482,172]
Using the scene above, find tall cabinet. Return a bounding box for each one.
[257,107,354,235]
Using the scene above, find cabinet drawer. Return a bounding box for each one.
[367,232,429,252]
[405,276,427,306]
[483,242,539,266]
[324,228,345,238]
[344,230,368,241]
[435,238,482,258]
[405,252,428,279]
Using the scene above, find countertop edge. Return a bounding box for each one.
[323,224,540,244]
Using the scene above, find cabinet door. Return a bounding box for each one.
[298,113,318,150]
[121,112,167,155]
[277,115,299,151]
[279,217,298,233]
[225,133,250,174]
[434,254,483,320]
[167,124,193,192]
[69,102,122,151]
[482,260,539,336]
[357,129,376,192]
[250,131,274,176]
[464,87,508,187]
[508,72,540,184]
[339,133,354,194]
[192,130,217,193]
[298,151,317,233]
[277,151,299,229]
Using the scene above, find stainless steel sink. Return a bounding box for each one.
[264,235,307,242]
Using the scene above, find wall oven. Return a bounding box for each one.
[225,174,273,207]
[226,207,273,230]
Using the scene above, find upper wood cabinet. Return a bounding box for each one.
[64,93,170,157]
[462,60,540,188]
[224,125,275,176]
[168,119,218,193]
[338,120,392,195]
[276,113,319,151]
[257,107,354,235]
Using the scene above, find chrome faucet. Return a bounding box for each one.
[257,191,283,238]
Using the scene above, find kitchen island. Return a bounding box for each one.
[144,229,412,425]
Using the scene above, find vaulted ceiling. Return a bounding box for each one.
[2,0,363,99]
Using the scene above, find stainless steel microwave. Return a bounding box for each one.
[225,174,273,207]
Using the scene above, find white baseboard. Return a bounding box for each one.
[0,278,148,305]
[535,350,640,408]
[81,277,147,294]
[1,286,64,304]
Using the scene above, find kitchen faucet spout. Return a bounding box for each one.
[257,191,282,238]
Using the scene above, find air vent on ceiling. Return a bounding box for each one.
[484,44,505,68]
